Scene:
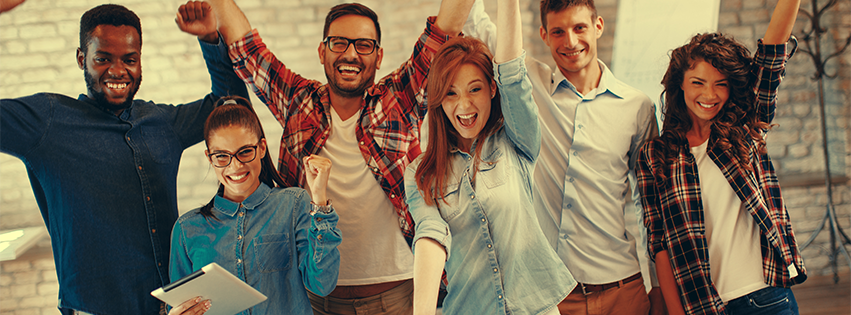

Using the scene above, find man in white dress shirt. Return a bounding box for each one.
[464,0,664,314]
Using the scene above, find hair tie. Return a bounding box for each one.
[223,99,238,106]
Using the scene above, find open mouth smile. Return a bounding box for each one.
[457,113,478,127]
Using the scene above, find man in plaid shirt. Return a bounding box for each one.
[196,0,474,314]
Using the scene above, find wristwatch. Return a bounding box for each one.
[310,199,333,215]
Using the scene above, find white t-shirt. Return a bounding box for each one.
[692,139,768,302]
[307,108,414,285]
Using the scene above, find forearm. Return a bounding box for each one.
[763,0,800,44]
[413,238,447,315]
[494,0,522,64]
[435,0,475,36]
[655,250,686,315]
[208,0,252,45]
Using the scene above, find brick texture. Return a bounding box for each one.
[0,0,848,313]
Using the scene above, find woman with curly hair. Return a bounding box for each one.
[635,0,806,314]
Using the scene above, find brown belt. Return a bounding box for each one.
[327,279,409,299]
[576,273,642,295]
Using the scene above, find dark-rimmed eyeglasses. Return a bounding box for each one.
[207,144,259,168]
[323,36,379,55]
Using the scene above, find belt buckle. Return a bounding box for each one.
[581,283,590,295]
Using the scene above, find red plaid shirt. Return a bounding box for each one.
[636,40,807,315]
[229,17,452,246]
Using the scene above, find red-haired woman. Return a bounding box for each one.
[636,0,806,314]
[404,0,572,314]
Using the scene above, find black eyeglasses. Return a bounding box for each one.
[323,36,379,55]
[207,144,259,168]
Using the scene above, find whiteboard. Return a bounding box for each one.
[612,0,721,126]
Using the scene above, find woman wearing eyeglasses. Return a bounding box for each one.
[167,96,342,315]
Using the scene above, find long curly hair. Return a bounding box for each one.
[652,33,770,179]
[415,36,504,206]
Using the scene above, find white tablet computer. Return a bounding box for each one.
[151,262,267,315]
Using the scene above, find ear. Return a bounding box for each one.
[595,16,604,39]
[318,41,326,64]
[76,47,86,70]
[204,149,212,163]
[489,80,497,99]
[374,46,384,70]
[539,25,548,45]
[258,138,268,157]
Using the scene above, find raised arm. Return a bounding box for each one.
[207,0,253,45]
[435,0,476,36]
[763,0,800,44]
[494,0,522,64]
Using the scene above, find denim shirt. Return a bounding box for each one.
[170,183,342,315]
[0,38,248,314]
[405,54,574,315]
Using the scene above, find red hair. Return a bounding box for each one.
[415,36,503,206]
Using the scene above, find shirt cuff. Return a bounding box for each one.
[494,51,527,86]
[412,221,452,261]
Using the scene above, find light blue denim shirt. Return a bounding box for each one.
[170,183,341,315]
[406,53,574,315]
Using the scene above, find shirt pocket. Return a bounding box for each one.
[140,127,180,164]
[437,182,462,222]
[253,233,292,273]
[479,149,506,189]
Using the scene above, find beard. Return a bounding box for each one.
[84,70,141,113]
[324,60,376,98]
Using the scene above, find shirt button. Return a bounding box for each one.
[481,218,485,222]
[578,124,583,129]
[568,178,574,183]
[237,259,242,264]
[146,196,151,201]
[317,234,323,240]
[151,229,156,233]
[316,217,323,222]
[391,194,396,198]
[359,141,364,145]
[573,151,578,156]
[487,244,492,248]
[237,235,242,240]
[126,137,130,141]
[470,195,475,199]
[493,268,498,273]
[566,204,573,209]
[498,295,503,299]
[238,212,244,217]
[138,166,142,170]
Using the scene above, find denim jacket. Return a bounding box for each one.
[170,183,342,315]
[405,54,574,315]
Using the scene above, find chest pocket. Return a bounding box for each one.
[437,182,462,222]
[479,148,506,189]
[140,127,180,164]
[253,233,292,273]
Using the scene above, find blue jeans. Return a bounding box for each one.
[726,286,798,315]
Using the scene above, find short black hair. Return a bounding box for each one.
[79,4,142,51]
[323,3,381,44]
[540,0,597,31]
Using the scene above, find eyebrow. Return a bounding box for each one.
[210,144,256,154]
[94,50,140,58]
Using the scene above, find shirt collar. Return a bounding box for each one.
[77,94,135,118]
[550,60,626,100]
[213,182,273,216]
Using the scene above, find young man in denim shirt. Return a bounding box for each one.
[0,4,247,314]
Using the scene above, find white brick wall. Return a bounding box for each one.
[0,0,848,313]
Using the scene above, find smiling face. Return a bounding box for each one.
[681,59,730,131]
[441,63,495,152]
[77,24,142,114]
[319,14,384,98]
[539,5,603,79]
[205,125,267,203]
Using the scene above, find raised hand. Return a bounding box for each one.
[175,1,217,38]
[303,155,332,205]
[0,0,26,14]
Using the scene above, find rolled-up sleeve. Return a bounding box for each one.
[405,161,452,260]
[494,51,539,162]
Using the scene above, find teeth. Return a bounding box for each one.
[564,50,582,57]
[698,102,716,109]
[229,173,247,181]
[338,65,360,73]
[106,82,127,90]
[458,113,476,119]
